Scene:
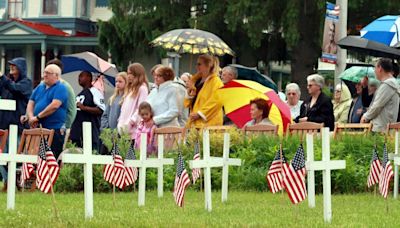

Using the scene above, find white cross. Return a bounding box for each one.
[0,99,37,210]
[218,133,241,203]
[0,99,16,166]
[0,125,38,210]
[124,133,174,206]
[0,99,16,111]
[189,130,241,211]
[392,131,400,199]
[62,122,113,219]
[305,127,346,223]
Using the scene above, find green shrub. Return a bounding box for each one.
[56,129,392,193]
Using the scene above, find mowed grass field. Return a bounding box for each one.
[0,189,399,227]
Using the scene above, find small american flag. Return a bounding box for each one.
[379,144,394,198]
[36,137,60,194]
[20,162,34,187]
[124,142,138,187]
[103,142,126,189]
[283,144,307,204]
[267,149,287,193]
[192,140,201,184]
[174,152,190,207]
[367,145,382,188]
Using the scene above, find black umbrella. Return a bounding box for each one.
[229,64,278,92]
[337,36,400,59]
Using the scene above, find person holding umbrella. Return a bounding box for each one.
[185,54,224,128]
[295,74,334,130]
[361,58,400,133]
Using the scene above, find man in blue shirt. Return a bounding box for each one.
[25,64,68,158]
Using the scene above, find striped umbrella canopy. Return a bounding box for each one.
[360,15,400,47]
[218,80,291,135]
[150,28,235,56]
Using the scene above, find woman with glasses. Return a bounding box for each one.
[295,74,334,130]
[185,54,224,128]
[146,66,180,127]
[285,83,303,120]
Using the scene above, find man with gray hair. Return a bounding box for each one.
[25,64,68,158]
[285,83,303,120]
[221,66,238,84]
[361,58,400,132]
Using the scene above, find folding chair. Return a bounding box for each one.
[154,127,185,152]
[333,123,372,139]
[243,124,278,136]
[0,129,8,153]
[17,128,54,191]
[287,122,324,138]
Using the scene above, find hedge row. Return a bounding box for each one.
[55,130,392,193]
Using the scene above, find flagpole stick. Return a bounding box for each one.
[39,124,59,220]
[279,142,285,200]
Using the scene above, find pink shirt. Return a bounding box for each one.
[117,84,148,139]
[134,120,156,154]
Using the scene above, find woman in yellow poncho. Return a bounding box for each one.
[185,54,224,128]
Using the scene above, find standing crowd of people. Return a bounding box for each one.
[0,55,399,191]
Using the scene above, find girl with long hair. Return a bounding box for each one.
[117,63,149,140]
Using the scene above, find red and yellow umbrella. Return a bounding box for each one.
[218,80,291,135]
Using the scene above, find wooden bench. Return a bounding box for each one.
[243,124,278,136]
[287,122,324,138]
[154,127,185,151]
[333,123,372,139]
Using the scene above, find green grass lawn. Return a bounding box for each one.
[0,189,399,227]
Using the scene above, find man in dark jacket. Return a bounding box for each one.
[0,57,32,191]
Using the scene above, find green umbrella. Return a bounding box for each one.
[339,66,376,83]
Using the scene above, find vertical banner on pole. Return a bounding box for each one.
[321,2,340,64]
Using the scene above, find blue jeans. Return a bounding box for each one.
[0,135,21,183]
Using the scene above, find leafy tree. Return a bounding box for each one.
[225,0,325,95]
[99,0,192,68]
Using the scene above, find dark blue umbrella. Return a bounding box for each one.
[229,64,278,92]
[61,52,117,85]
[360,15,400,47]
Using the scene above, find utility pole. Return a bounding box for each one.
[334,0,348,86]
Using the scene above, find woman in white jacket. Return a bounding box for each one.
[146,66,180,127]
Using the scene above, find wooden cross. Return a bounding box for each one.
[62,122,113,219]
[189,130,241,211]
[124,133,174,206]
[305,128,346,223]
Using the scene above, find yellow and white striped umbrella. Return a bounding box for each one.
[150,28,235,56]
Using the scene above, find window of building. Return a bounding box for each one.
[8,0,23,19]
[81,0,89,17]
[42,0,58,15]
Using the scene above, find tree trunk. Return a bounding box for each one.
[290,1,323,100]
